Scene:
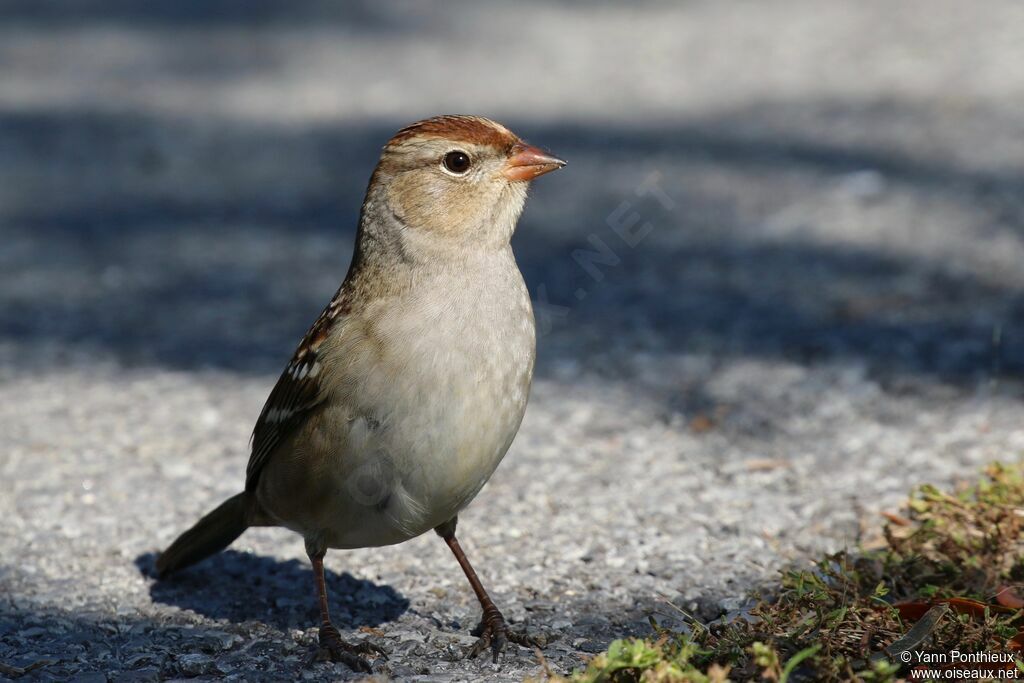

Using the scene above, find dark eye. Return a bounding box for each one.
[442,150,471,174]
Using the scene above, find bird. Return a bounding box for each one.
[154,115,565,672]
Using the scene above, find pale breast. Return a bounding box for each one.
[321,250,536,545]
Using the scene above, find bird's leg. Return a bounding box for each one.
[436,518,539,662]
[306,542,382,671]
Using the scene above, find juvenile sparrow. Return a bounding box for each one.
[155,115,565,671]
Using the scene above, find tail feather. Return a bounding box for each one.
[156,492,251,578]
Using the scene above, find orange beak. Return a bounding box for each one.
[502,141,566,181]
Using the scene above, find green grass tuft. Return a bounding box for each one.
[543,462,1024,682]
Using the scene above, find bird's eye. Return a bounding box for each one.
[442,150,471,174]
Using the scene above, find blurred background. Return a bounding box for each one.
[3,1,1024,680]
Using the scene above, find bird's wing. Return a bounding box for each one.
[245,289,348,492]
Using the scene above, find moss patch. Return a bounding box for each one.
[545,463,1024,682]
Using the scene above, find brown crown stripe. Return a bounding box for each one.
[389,115,519,151]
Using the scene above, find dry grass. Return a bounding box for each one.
[545,463,1024,682]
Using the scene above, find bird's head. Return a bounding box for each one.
[360,115,565,255]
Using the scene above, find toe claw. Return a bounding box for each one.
[465,609,539,666]
[468,632,491,659]
[352,639,388,657]
[508,630,543,648]
[491,630,507,663]
[313,624,380,672]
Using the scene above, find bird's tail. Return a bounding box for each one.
[156,492,253,578]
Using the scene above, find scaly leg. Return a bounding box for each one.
[436,518,539,662]
[307,543,383,671]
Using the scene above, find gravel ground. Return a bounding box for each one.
[4,1,1024,680]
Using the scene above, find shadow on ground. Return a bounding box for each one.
[0,602,360,681]
[2,104,1023,389]
[135,550,409,631]
[0,0,425,31]
[0,568,650,681]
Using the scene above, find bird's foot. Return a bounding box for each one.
[312,623,384,672]
[468,606,540,663]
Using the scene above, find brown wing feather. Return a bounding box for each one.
[245,290,348,492]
